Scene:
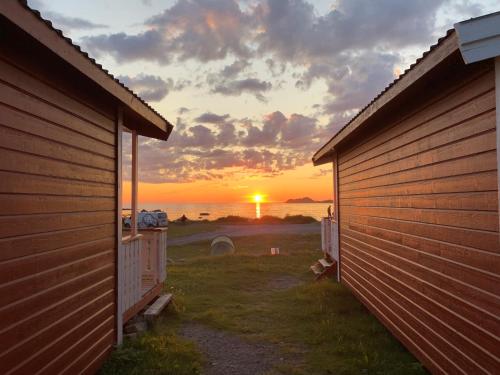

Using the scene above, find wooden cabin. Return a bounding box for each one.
[0,1,173,373]
[313,13,500,375]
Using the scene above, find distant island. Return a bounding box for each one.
[285,197,331,203]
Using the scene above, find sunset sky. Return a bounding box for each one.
[28,0,499,203]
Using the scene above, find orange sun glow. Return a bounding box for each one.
[252,194,264,203]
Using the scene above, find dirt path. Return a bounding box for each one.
[180,323,281,375]
[169,223,320,246]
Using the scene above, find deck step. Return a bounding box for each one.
[310,263,323,275]
[310,258,337,281]
[144,293,173,321]
[318,258,334,268]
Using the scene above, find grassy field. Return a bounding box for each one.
[101,233,426,375]
[167,222,221,239]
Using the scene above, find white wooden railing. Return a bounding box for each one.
[120,227,168,323]
[140,228,167,292]
[321,217,339,263]
[121,234,142,314]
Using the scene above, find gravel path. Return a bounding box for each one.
[169,223,320,246]
[181,323,281,375]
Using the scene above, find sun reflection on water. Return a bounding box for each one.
[255,202,261,218]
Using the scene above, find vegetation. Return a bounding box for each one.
[102,232,426,375]
[167,222,221,239]
[99,317,203,375]
[213,214,318,224]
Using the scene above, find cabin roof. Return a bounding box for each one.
[0,0,173,141]
[312,28,460,165]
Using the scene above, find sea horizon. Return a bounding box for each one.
[124,202,332,221]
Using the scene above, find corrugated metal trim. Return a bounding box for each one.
[17,0,173,131]
[313,29,456,162]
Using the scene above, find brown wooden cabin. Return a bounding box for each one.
[0,1,173,373]
[313,13,500,375]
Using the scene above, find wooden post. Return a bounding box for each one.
[131,130,138,237]
[332,151,340,282]
[116,107,124,345]
[496,57,500,237]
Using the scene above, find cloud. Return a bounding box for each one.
[211,78,272,101]
[118,74,189,102]
[28,0,107,31]
[85,0,251,64]
[178,107,190,115]
[122,109,326,183]
[255,0,446,63]
[194,112,231,124]
[220,60,251,78]
[97,0,485,184]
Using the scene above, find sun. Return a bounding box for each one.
[252,194,263,203]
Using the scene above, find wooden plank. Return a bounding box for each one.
[340,170,498,199]
[0,237,115,285]
[0,102,115,158]
[0,57,115,131]
[123,283,163,323]
[342,214,499,253]
[0,294,114,373]
[340,191,498,211]
[0,170,115,197]
[0,194,115,215]
[0,250,114,307]
[342,255,500,361]
[0,125,115,171]
[0,211,115,239]
[0,265,114,332]
[341,205,498,232]
[339,151,497,191]
[340,107,496,179]
[339,69,495,169]
[58,328,115,375]
[0,224,114,262]
[342,264,497,374]
[341,130,497,187]
[341,238,500,322]
[341,274,460,375]
[341,247,500,338]
[342,220,500,274]
[0,278,113,351]
[144,293,173,321]
[342,226,500,295]
[0,148,115,184]
[0,81,115,145]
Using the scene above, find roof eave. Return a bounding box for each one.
[1,0,172,141]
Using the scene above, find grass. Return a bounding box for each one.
[101,232,426,375]
[167,222,221,239]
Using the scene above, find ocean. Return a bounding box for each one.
[131,202,331,221]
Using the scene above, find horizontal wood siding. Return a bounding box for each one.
[338,67,500,374]
[0,55,116,374]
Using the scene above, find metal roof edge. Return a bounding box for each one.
[312,29,459,165]
[454,11,500,64]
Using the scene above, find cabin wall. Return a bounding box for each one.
[337,63,500,374]
[0,24,117,374]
